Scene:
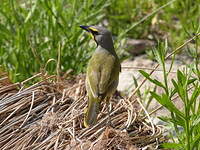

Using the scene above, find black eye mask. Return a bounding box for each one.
[91,30,99,35]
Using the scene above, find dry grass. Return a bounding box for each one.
[0,73,164,150]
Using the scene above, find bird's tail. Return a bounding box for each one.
[84,98,100,128]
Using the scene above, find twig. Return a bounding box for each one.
[19,91,35,128]
[21,73,43,85]
[122,66,177,73]
[0,104,23,126]
[136,98,155,136]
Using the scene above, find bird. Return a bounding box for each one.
[80,25,121,127]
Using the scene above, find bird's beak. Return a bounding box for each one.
[80,25,99,47]
[80,25,90,32]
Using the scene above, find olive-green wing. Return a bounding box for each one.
[98,54,120,95]
[86,65,99,99]
[86,51,120,99]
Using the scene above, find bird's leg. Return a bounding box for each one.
[106,99,114,128]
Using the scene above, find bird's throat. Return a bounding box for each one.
[96,45,117,58]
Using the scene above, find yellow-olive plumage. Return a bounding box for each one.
[80,25,121,127]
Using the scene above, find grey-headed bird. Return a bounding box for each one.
[80,25,121,127]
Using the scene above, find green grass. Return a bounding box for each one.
[107,0,200,48]
[0,0,110,82]
[0,0,199,82]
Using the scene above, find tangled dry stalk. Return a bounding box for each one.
[0,73,164,150]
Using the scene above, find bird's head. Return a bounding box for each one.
[80,25,114,50]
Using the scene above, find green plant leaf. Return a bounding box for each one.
[162,112,185,128]
[177,69,186,86]
[150,92,184,118]
[158,116,172,123]
[171,79,178,90]
[188,78,197,85]
[172,79,185,101]
[193,115,200,126]
[159,142,182,149]
[189,84,200,107]
[191,134,200,149]
[170,87,177,98]
[24,0,38,23]
[139,70,165,88]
